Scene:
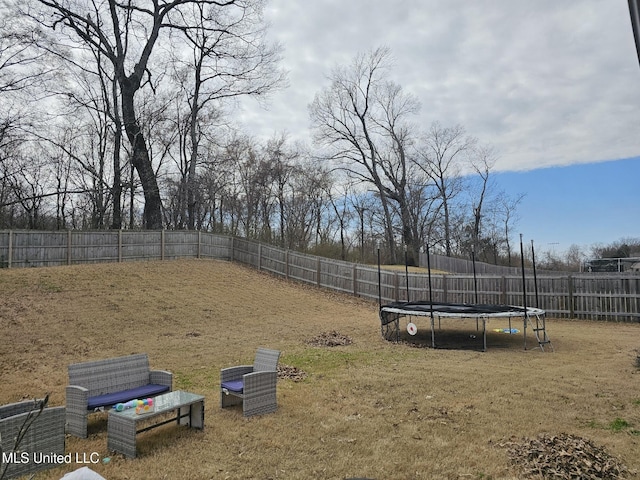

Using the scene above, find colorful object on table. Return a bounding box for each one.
[113,399,139,412]
[135,398,154,415]
[493,328,520,334]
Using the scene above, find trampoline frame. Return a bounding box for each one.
[379,301,546,351]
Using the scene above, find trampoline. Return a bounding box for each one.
[379,300,547,351]
[376,236,552,352]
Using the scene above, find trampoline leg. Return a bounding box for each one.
[430,315,435,348]
[483,319,487,352]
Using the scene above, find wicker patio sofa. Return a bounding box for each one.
[66,353,172,438]
[0,399,66,479]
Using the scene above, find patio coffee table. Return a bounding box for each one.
[107,390,205,458]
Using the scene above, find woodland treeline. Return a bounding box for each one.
[0,0,594,267]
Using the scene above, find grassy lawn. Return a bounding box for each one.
[1,259,639,479]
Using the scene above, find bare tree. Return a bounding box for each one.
[0,12,55,94]
[27,0,277,229]
[5,152,49,228]
[1,6,57,227]
[413,122,475,256]
[168,1,284,229]
[468,145,496,251]
[309,47,420,263]
[591,237,640,259]
[283,156,331,251]
[324,181,355,261]
[262,134,297,246]
[497,192,524,266]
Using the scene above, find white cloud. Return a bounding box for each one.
[238,0,640,171]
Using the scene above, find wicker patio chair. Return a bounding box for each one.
[220,347,281,417]
[0,399,66,480]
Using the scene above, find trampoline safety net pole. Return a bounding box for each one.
[471,246,478,304]
[531,239,540,308]
[472,246,479,332]
[519,234,528,350]
[404,244,410,302]
[426,242,435,348]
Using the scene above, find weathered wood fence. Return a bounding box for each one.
[1,230,638,322]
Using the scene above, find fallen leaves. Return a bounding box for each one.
[277,364,307,381]
[305,330,353,347]
[501,433,629,479]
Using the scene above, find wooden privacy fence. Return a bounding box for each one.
[1,230,639,322]
[0,230,231,266]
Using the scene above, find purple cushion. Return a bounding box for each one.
[221,380,244,393]
[87,384,170,410]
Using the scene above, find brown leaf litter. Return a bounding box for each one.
[500,433,629,479]
[306,330,353,347]
[277,364,308,381]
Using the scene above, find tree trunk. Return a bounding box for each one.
[443,197,452,257]
[120,81,162,229]
[187,64,201,230]
[111,77,123,229]
[377,188,397,264]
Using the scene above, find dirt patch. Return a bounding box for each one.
[305,330,353,347]
[277,364,308,381]
[500,433,629,479]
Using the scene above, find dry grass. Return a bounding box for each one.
[1,259,639,480]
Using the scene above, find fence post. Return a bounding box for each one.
[161,230,165,261]
[316,257,321,287]
[258,243,262,271]
[67,230,72,265]
[631,279,640,322]
[285,249,289,279]
[7,230,12,268]
[568,275,575,318]
[118,230,123,262]
[353,264,358,296]
[197,231,201,259]
[501,276,507,305]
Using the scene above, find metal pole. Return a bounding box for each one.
[531,240,539,308]
[520,234,528,350]
[472,246,479,331]
[483,319,487,352]
[426,242,435,348]
[404,245,410,302]
[472,246,478,304]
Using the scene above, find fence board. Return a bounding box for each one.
[319,258,353,293]
[259,245,287,276]
[288,251,317,285]
[70,231,120,264]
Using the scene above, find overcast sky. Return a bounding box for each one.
[238,0,640,173]
[234,1,640,256]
